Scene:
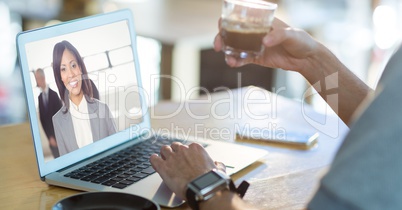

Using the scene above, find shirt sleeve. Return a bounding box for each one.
[308,47,402,210]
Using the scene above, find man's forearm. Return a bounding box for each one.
[302,42,372,124]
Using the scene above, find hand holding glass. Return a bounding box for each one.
[221,0,277,59]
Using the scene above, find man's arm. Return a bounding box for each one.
[299,41,371,124]
[214,18,372,124]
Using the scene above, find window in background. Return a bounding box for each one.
[0,2,25,126]
[367,0,402,87]
[136,36,161,106]
[276,0,400,116]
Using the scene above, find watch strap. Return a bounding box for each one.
[229,179,249,198]
[186,186,200,210]
[235,180,250,198]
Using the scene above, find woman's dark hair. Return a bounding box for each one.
[52,40,93,113]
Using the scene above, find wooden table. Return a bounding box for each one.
[0,87,348,209]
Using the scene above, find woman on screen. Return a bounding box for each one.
[52,40,117,156]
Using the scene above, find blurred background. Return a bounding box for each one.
[0,0,402,126]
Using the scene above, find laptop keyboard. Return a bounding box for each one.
[64,136,203,189]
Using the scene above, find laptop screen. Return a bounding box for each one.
[18,10,150,176]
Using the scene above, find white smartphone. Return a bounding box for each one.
[236,130,319,149]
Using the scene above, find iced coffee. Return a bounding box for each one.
[221,0,277,59]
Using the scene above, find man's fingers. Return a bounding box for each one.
[150,154,163,173]
[214,34,223,52]
[170,142,185,152]
[215,161,227,173]
[160,145,173,160]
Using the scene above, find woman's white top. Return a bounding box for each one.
[69,96,93,148]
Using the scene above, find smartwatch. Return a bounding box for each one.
[186,169,249,210]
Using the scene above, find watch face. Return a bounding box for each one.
[193,171,222,191]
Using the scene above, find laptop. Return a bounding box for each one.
[17,9,267,207]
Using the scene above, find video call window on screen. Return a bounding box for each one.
[25,20,143,162]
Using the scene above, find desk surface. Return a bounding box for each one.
[0,87,348,209]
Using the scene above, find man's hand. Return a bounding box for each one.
[49,136,57,147]
[214,18,320,75]
[150,142,224,199]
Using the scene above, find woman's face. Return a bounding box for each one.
[60,49,82,97]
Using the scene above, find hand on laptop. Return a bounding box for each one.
[150,142,225,199]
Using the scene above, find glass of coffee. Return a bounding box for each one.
[221,0,277,59]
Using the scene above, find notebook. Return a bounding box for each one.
[16,9,267,207]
